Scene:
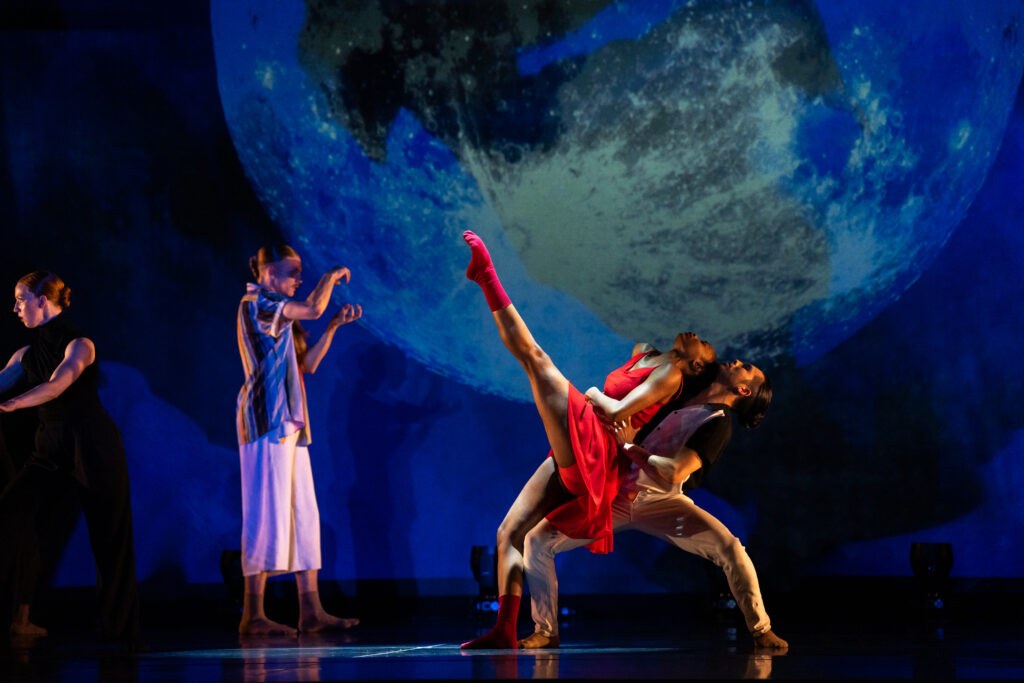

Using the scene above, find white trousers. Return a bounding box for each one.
[239,431,321,577]
[524,488,771,636]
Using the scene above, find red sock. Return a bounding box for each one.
[460,594,521,649]
[463,231,511,312]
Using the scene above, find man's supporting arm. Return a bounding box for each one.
[620,442,702,489]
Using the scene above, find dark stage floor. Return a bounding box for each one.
[3,592,1024,681]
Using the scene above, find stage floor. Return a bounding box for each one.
[3,608,1024,681]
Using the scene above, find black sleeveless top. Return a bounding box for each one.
[21,313,103,423]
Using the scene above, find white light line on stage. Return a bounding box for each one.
[353,644,447,658]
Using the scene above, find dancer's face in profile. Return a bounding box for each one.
[719,359,764,398]
[12,283,47,329]
[265,257,303,297]
[674,332,716,375]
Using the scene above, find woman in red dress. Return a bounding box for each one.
[460,231,717,648]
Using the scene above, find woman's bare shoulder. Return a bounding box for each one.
[632,341,657,356]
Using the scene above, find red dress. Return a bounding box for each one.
[545,351,681,554]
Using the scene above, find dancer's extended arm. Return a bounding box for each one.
[283,266,351,321]
[0,339,94,412]
[0,347,28,394]
[303,304,363,373]
[585,361,681,423]
[612,420,701,489]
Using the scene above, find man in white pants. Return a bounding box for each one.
[520,360,788,649]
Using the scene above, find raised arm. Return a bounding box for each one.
[303,304,363,374]
[0,339,95,412]
[585,361,681,423]
[282,266,351,321]
[0,347,29,395]
[611,420,701,488]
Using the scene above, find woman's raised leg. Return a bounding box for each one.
[463,231,575,470]
[461,231,584,649]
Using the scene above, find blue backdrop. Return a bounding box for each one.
[1,1,1022,597]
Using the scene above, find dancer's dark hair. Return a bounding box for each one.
[735,374,772,430]
[249,244,308,367]
[18,271,71,309]
[692,357,718,392]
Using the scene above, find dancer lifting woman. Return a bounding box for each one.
[0,272,141,648]
[460,231,717,649]
[236,245,362,635]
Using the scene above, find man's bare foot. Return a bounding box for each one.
[518,632,559,649]
[9,622,48,637]
[298,612,359,633]
[753,629,788,649]
[238,617,298,636]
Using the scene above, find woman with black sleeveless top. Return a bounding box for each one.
[0,271,140,647]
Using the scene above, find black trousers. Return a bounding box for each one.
[0,412,141,643]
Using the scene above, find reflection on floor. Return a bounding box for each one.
[3,594,1024,681]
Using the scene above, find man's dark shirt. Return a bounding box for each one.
[636,400,733,492]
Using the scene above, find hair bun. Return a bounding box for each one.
[17,270,71,310]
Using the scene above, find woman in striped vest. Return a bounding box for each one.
[236,244,361,636]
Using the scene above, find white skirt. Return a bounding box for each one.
[239,431,321,576]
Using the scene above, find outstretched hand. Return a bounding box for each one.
[0,401,14,413]
[328,304,362,330]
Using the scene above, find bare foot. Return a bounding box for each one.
[753,629,788,649]
[238,617,298,636]
[298,612,359,633]
[518,632,559,649]
[9,622,48,637]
